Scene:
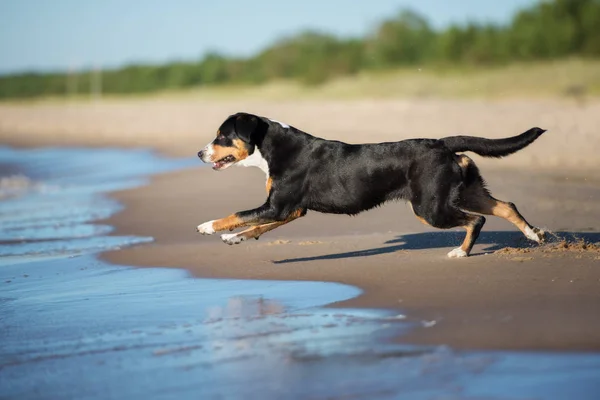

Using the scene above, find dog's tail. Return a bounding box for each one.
[440,127,546,158]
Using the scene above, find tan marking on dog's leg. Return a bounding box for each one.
[463,188,546,244]
[221,209,305,245]
[212,214,247,232]
[460,225,476,253]
[449,215,485,258]
[456,165,545,244]
[225,221,286,244]
[489,201,528,230]
[487,200,546,243]
[461,216,484,254]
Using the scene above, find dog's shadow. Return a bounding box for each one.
[273,231,600,264]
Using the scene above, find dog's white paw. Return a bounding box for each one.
[221,233,245,245]
[525,226,546,243]
[447,247,468,258]
[196,221,215,235]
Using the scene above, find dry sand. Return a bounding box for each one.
[2,97,600,351]
[2,97,600,172]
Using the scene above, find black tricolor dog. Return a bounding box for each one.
[197,112,546,257]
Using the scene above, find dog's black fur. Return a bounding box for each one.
[197,112,546,257]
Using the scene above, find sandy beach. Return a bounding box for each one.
[0,97,600,399]
[101,164,600,351]
[0,98,600,399]
[2,97,600,173]
[2,97,599,352]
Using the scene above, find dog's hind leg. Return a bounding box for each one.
[447,214,486,258]
[466,195,545,243]
[457,178,546,244]
[221,209,305,245]
[412,201,485,258]
[410,161,488,257]
[455,154,546,243]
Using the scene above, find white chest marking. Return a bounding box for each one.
[269,119,289,129]
[236,148,270,180]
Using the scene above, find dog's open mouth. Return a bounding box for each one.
[213,155,236,170]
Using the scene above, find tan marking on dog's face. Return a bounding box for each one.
[212,214,246,232]
[209,140,250,163]
[266,177,273,194]
[210,144,235,162]
[232,139,249,160]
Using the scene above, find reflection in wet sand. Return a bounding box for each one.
[206,295,285,321]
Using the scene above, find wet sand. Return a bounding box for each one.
[3,97,600,352]
[103,165,600,351]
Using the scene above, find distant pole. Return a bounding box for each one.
[91,64,102,101]
[67,63,78,99]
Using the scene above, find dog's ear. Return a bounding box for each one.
[234,114,258,143]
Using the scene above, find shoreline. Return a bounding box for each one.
[3,96,600,352]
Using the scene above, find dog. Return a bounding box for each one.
[196,112,546,257]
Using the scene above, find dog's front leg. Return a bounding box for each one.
[196,203,295,236]
[196,213,249,235]
[221,208,306,245]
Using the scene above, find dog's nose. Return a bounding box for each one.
[198,150,204,159]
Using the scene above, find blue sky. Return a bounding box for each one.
[0,0,536,74]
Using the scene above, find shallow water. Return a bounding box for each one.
[1,146,599,400]
[0,146,193,264]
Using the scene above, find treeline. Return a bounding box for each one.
[1,0,599,99]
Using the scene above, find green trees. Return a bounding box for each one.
[367,10,435,67]
[508,0,600,59]
[1,0,598,99]
[248,32,364,85]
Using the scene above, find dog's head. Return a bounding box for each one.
[198,113,262,171]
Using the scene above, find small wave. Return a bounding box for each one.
[0,174,47,200]
[0,147,195,265]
